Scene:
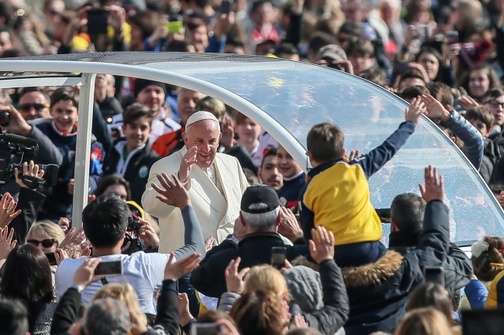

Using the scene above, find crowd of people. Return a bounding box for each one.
[0,0,504,334]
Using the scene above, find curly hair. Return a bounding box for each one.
[471,236,504,282]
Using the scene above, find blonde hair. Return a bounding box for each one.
[394,308,453,335]
[26,221,66,245]
[244,265,289,300]
[456,0,483,30]
[92,283,147,327]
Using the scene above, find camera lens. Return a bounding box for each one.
[0,110,10,127]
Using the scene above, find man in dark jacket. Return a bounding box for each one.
[342,165,451,335]
[389,192,473,310]
[102,103,160,204]
[190,185,309,298]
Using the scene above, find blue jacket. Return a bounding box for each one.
[442,109,484,170]
[464,279,489,309]
[34,119,104,220]
[300,121,416,239]
[102,140,160,205]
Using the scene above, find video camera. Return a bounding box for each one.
[0,132,58,187]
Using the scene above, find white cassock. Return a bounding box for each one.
[142,146,249,253]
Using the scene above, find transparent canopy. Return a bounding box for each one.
[0,52,501,245]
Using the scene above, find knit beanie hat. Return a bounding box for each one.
[133,79,166,98]
[283,265,323,313]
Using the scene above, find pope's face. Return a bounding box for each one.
[183,120,222,169]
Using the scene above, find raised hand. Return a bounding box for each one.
[458,96,479,111]
[55,248,69,266]
[0,227,16,263]
[138,218,159,248]
[72,257,102,288]
[347,149,362,161]
[178,146,198,183]
[58,217,71,234]
[3,105,32,136]
[205,236,217,251]
[14,160,45,189]
[151,173,191,208]
[405,97,427,124]
[0,192,21,229]
[60,227,87,250]
[214,11,235,39]
[220,116,235,150]
[419,165,445,203]
[233,216,247,242]
[178,293,194,327]
[225,257,250,293]
[277,206,303,243]
[420,95,449,121]
[164,252,201,280]
[309,226,335,264]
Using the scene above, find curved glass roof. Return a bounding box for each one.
[0,52,501,245]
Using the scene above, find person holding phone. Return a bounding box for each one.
[388,191,473,310]
[51,252,200,335]
[26,221,67,287]
[340,165,452,335]
[218,226,349,335]
[55,174,206,316]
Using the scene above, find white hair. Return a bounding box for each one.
[378,0,400,8]
[241,206,280,230]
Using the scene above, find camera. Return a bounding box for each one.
[0,109,10,127]
[0,132,59,187]
[127,214,141,236]
[122,214,144,255]
[328,62,343,71]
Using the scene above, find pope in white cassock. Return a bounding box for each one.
[142,111,249,253]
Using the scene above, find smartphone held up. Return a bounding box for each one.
[94,260,123,276]
[271,246,287,270]
[220,0,233,14]
[191,323,223,335]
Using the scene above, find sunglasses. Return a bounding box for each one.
[27,238,56,248]
[18,103,49,112]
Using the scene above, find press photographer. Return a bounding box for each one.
[0,160,56,243]
[0,131,58,187]
[0,104,63,166]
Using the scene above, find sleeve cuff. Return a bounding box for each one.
[69,284,84,294]
[162,279,177,292]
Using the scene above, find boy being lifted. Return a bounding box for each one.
[301,98,426,267]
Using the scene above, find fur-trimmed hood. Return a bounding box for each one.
[342,250,403,287]
[292,250,404,287]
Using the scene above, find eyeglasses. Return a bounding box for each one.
[487,100,504,109]
[27,239,56,248]
[18,103,49,112]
